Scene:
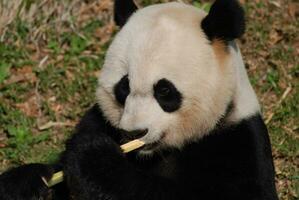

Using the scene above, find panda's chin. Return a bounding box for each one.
[137,133,166,155]
[141,141,160,151]
[138,145,159,156]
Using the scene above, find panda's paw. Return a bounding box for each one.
[0,163,53,200]
[64,134,126,188]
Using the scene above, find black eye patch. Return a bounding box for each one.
[154,79,182,112]
[114,75,130,105]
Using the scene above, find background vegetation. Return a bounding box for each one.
[0,0,298,199]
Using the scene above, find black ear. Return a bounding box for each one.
[114,0,138,27]
[201,0,245,42]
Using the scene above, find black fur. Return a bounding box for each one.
[154,79,182,113]
[114,75,130,106]
[60,105,278,200]
[201,0,245,42]
[61,105,183,199]
[0,104,278,200]
[0,164,53,200]
[114,0,138,27]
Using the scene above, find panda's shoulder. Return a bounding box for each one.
[182,113,270,160]
[203,114,269,150]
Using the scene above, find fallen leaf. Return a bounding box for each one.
[2,73,37,86]
[269,29,283,45]
[38,121,75,131]
[269,0,281,8]
[15,95,40,117]
[288,3,299,19]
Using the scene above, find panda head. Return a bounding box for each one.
[96,0,260,154]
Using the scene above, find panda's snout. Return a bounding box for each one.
[120,129,148,140]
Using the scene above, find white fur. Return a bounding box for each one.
[96,2,260,153]
[227,46,261,123]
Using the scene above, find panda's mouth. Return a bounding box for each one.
[140,132,166,151]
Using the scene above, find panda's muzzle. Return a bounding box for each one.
[120,129,148,140]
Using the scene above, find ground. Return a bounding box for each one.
[0,0,298,199]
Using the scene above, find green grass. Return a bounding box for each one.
[0,0,298,200]
[0,7,107,167]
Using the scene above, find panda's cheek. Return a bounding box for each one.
[96,86,123,127]
[140,117,173,145]
[162,131,184,147]
[159,117,184,147]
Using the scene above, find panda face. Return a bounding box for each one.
[96,2,257,153]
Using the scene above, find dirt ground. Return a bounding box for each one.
[0,0,298,199]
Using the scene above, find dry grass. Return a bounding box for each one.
[0,0,298,199]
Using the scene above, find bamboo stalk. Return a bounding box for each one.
[44,139,145,187]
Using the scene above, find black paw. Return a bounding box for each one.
[63,133,126,193]
[0,164,53,200]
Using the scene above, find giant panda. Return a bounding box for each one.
[0,0,279,199]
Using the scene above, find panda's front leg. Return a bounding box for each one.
[62,130,182,200]
[0,163,53,200]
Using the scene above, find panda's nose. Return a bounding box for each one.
[120,129,148,140]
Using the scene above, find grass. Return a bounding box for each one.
[0,0,298,199]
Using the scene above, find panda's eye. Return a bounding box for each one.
[154,79,182,112]
[156,87,171,97]
[114,75,130,105]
